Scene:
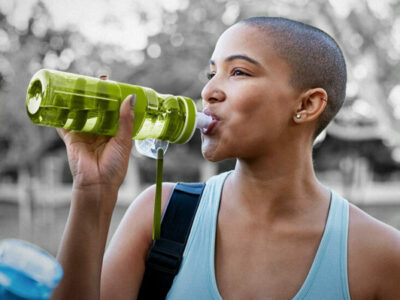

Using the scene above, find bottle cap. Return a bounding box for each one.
[0,239,63,299]
[170,97,197,144]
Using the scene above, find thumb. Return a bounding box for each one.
[115,94,135,142]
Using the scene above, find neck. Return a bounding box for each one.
[226,142,329,224]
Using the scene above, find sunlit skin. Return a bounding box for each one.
[200,23,329,224]
[201,27,299,162]
[200,23,335,299]
[52,22,400,300]
[200,24,327,165]
[200,24,400,300]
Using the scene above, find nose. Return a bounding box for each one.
[201,78,226,106]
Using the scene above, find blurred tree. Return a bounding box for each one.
[0,2,93,177]
[0,0,400,182]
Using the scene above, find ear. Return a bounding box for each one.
[293,88,328,123]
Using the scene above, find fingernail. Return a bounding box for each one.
[130,94,136,108]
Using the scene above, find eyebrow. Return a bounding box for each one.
[209,54,261,66]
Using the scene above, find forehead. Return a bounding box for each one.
[212,24,276,65]
[211,24,291,78]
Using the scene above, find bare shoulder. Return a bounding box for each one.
[349,203,400,256]
[348,203,400,299]
[121,182,177,243]
[100,182,176,299]
[111,182,177,247]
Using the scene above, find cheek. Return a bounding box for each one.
[228,101,289,150]
[228,96,277,134]
[229,85,264,114]
[227,79,281,119]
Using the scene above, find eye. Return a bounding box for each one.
[206,72,215,80]
[232,68,249,77]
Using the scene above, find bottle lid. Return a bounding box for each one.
[0,239,63,299]
[170,97,197,144]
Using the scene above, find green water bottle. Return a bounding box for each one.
[26,69,212,158]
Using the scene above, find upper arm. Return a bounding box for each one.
[100,182,175,299]
[348,204,400,299]
[375,224,400,299]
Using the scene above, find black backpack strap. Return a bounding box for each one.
[137,182,206,300]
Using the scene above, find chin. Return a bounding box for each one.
[201,148,218,162]
[201,144,220,162]
[202,152,222,162]
[201,143,233,162]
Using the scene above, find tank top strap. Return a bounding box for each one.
[293,190,351,300]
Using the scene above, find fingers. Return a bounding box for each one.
[115,94,135,143]
[56,127,68,142]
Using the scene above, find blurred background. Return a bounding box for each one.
[0,0,400,255]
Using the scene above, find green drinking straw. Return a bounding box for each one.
[153,147,164,240]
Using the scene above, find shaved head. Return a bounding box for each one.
[239,17,347,139]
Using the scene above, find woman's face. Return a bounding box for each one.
[201,24,300,162]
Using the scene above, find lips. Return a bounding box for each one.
[202,108,220,135]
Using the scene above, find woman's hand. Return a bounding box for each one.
[51,95,136,300]
[56,95,136,191]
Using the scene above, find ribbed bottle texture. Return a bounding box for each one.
[26,69,210,144]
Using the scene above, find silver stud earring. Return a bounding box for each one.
[296,114,301,119]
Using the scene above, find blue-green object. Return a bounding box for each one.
[0,239,63,299]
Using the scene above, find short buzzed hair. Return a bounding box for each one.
[239,17,347,139]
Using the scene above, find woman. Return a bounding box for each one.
[52,17,400,299]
